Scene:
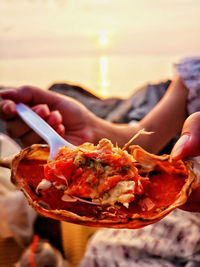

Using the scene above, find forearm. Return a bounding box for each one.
[136,76,189,153]
[92,76,189,154]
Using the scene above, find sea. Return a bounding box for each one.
[1,0,200,98]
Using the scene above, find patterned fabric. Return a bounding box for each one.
[91,210,200,259]
[175,57,200,115]
[79,210,200,267]
[79,58,200,267]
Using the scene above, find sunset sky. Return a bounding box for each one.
[1,0,200,56]
[0,0,200,97]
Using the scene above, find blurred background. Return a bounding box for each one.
[0,0,200,98]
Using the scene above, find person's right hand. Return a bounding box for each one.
[171,112,200,160]
[171,112,200,212]
[0,86,98,147]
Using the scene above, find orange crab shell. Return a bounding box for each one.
[11,143,197,229]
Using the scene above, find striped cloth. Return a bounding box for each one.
[175,57,200,114]
[80,209,200,267]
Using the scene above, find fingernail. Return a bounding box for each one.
[33,105,49,116]
[171,134,190,159]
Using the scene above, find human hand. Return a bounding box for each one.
[171,112,200,160]
[0,86,98,147]
[171,112,200,211]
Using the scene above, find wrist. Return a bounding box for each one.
[91,116,140,148]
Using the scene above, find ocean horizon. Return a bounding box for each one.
[1,0,200,98]
[0,52,192,98]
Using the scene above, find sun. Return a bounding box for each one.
[98,33,109,47]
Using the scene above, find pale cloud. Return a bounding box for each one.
[0,0,199,56]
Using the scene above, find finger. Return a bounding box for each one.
[47,110,63,126]
[0,86,62,108]
[171,112,200,159]
[32,104,50,119]
[0,101,50,121]
[5,105,51,139]
[0,100,17,120]
[20,124,65,147]
[54,124,65,137]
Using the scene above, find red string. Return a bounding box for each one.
[29,235,39,267]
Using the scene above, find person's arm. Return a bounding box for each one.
[134,76,188,153]
[0,76,188,153]
[99,76,188,153]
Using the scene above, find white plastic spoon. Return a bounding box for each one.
[16,103,76,159]
[16,103,98,205]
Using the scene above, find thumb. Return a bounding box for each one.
[171,112,200,160]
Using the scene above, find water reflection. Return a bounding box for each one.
[1,0,199,98]
[98,55,110,97]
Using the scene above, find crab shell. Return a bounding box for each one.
[10,144,199,229]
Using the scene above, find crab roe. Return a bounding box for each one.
[38,139,148,207]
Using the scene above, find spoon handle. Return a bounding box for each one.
[16,103,76,158]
